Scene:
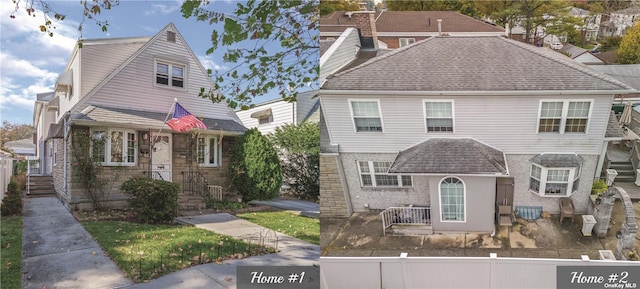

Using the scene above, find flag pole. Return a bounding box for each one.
[154,98,178,143]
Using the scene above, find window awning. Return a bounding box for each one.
[47,123,64,139]
[250,108,272,119]
[529,153,583,167]
[388,138,508,175]
[55,70,72,91]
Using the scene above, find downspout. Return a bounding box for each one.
[63,114,68,194]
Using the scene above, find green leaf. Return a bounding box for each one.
[181,0,200,18]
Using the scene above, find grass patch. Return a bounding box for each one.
[1,216,22,289]
[82,221,272,282]
[237,210,319,245]
[207,200,249,211]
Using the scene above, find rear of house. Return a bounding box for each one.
[34,23,246,210]
[319,36,635,234]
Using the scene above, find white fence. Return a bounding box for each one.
[320,254,638,289]
[0,157,14,202]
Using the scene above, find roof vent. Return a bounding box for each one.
[167,31,176,43]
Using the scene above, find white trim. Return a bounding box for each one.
[91,127,138,166]
[529,163,579,197]
[399,38,416,47]
[438,176,466,223]
[358,160,412,188]
[154,59,187,90]
[197,135,222,167]
[536,99,594,134]
[423,100,455,134]
[320,90,633,96]
[348,99,384,133]
[377,32,506,37]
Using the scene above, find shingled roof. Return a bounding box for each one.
[72,105,246,133]
[323,36,634,92]
[320,11,504,34]
[388,138,508,175]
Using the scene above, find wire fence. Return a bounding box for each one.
[122,229,279,281]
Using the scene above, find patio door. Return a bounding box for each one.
[151,133,172,181]
[496,178,514,206]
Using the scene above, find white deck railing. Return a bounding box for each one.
[380,206,431,236]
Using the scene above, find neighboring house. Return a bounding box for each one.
[33,91,59,175]
[235,90,319,135]
[588,65,640,134]
[4,138,36,158]
[33,23,246,210]
[600,6,640,37]
[319,36,634,234]
[320,10,505,50]
[567,7,601,42]
[558,44,604,64]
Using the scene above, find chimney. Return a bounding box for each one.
[352,11,378,49]
[437,19,442,36]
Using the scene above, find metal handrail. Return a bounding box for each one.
[380,206,431,236]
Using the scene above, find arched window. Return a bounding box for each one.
[440,177,465,222]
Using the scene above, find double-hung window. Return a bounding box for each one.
[538,100,591,133]
[424,101,454,132]
[197,135,221,166]
[155,61,185,88]
[350,100,383,132]
[358,161,412,188]
[91,128,137,166]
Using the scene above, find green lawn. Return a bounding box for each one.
[237,210,320,245]
[81,221,270,282]
[1,216,22,289]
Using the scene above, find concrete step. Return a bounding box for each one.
[389,224,433,235]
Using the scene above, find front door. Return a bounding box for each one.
[151,133,172,181]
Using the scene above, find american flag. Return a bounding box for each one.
[166,102,207,132]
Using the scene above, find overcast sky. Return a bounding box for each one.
[1,0,292,125]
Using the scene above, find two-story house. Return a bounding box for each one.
[34,23,246,210]
[320,10,505,50]
[319,36,634,234]
[600,6,640,37]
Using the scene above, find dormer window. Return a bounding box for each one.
[155,61,185,89]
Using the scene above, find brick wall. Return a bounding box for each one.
[319,154,350,217]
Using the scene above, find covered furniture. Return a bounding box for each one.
[559,197,575,224]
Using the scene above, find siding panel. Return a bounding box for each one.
[322,94,613,155]
[320,28,360,83]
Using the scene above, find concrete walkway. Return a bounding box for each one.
[249,198,319,218]
[122,213,319,289]
[21,198,319,289]
[21,197,131,289]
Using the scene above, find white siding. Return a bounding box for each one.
[236,100,294,135]
[320,28,360,84]
[57,51,81,122]
[80,40,148,98]
[80,26,238,122]
[295,90,319,124]
[321,93,613,155]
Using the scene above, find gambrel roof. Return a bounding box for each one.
[322,36,634,93]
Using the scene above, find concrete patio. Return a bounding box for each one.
[321,199,640,260]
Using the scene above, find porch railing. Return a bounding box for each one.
[631,140,640,171]
[181,171,209,196]
[380,206,431,236]
[151,171,164,181]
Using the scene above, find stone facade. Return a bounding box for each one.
[53,126,240,210]
[506,154,599,214]
[319,154,350,217]
[339,153,429,212]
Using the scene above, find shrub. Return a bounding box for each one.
[1,181,22,216]
[591,179,608,195]
[229,128,282,201]
[207,200,249,211]
[120,177,179,224]
[270,122,319,200]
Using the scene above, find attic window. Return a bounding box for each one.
[167,31,176,42]
[155,60,185,89]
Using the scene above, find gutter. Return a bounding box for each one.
[319,89,637,96]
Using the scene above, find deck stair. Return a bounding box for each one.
[609,161,635,183]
